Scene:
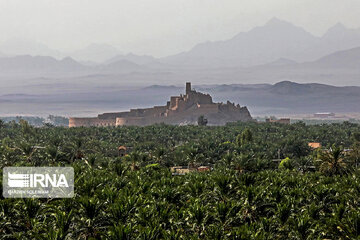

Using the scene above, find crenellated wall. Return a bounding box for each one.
[116,117,146,126]
[98,112,129,119]
[69,118,116,127]
[186,91,212,107]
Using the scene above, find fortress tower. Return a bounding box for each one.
[186,82,191,95]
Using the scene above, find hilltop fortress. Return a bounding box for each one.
[69,83,252,127]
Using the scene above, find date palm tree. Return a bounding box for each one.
[318,146,349,175]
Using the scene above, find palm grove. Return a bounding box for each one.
[1,119,360,239]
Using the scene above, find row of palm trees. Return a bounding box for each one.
[2,163,360,239]
[1,121,360,238]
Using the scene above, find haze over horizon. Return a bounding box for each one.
[1,0,360,117]
[1,0,360,58]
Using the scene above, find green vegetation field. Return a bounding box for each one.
[1,120,360,239]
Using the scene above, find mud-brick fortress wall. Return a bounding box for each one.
[98,112,129,119]
[116,116,159,126]
[194,104,220,115]
[69,118,116,127]
[186,91,212,107]
[129,106,167,117]
[115,117,144,126]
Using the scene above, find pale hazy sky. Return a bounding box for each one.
[0,0,360,57]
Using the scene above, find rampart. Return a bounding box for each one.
[69,117,116,127]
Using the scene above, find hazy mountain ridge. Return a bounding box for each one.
[320,23,360,52]
[307,47,360,68]
[0,39,63,59]
[1,45,360,86]
[0,55,151,75]
[1,18,360,68]
[0,55,88,73]
[201,81,360,114]
[105,53,157,65]
[1,18,360,88]
[162,18,360,68]
[98,59,145,73]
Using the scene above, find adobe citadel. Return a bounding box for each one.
[69,83,253,127]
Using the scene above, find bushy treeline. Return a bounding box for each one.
[1,120,360,239]
[0,115,68,127]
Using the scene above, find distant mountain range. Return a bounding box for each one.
[1,18,360,68]
[196,81,360,114]
[0,55,149,75]
[1,45,359,84]
[0,39,63,59]
[306,47,360,68]
[2,18,360,116]
[105,53,157,65]
[1,18,360,91]
[0,55,86,74]
[162,18,360,67]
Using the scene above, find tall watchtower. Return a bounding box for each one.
[186,82,191,95]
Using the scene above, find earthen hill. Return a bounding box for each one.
[69,83,252,127]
